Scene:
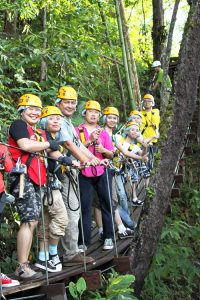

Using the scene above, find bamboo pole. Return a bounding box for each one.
[119,0,142,109]
[97,0,127,118]
[40,6,47,83]
[115,0,136,110]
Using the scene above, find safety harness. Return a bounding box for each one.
[141,109,159,136]
[113,136,134,171]
[9,128,47,194]
[78,126,98,176]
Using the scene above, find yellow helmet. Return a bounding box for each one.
[129,110,142,118]
[125,121,140,129]
[143,94,154,101]
[85,100,101,111]
[103,106,119,117]
[18,94,42,108]
[143,94,155,106]
[41,106,62,119]
[57,86,77,100]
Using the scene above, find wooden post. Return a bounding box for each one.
[112,256,131,273]
[171,188,180,198]
[38,283,68,300]
[82,270,102,291]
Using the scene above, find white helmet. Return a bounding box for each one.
[152,60,161,68]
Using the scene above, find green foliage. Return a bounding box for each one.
[68,277,87,299]
[0,94,18,142]
[145,186,155,199]
[141,150,200,299]
[0,214,19,273]
[105,271,137,299]
[67,271,138,300]
[0,0,159,111]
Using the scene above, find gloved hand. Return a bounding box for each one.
[58,156,73,166]
[48,140,62,151]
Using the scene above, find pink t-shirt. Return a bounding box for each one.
[76,124,114,177]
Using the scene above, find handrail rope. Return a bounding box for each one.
[105,167,118,258]
[65,170,80,212]
[36,156,49,285]
[76,172,87,272]
[0,142,65,165]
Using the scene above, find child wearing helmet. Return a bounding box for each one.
[76,100,115,251]
[116,121,148,206]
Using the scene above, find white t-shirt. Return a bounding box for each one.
[115,134,141,155]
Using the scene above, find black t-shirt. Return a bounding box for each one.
[9,120,29,141]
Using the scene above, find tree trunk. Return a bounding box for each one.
[152,0,165,61]
[130,0,200,296]
[97,0,127,119]
[160,0,180,111]
[3,11,17,35]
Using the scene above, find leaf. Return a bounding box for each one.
[76,277,87,294]
[68,282,78,299]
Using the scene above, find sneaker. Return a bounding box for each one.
[63,253,95,267]
[78,245,88,253]
[103,238,114,250]
[49,254,62,272]
[35,259,57,273]
[118,228,134,239]
[15,262,42,280]
[0,273,20,288]
[132,198,143,206]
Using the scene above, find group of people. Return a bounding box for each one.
[0,84,160,287]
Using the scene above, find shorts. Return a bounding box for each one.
[9,175,43,222]
[126,161,139,183]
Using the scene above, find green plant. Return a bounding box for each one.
[145,186,155,199]
[141,149,200,299]
[68,277,87,299]
[104,270,137,300]
[67,271,138,300]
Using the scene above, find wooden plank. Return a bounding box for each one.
[171,188,180,198]
[38,283,67,300]
[4,242,133,297]
[187,133,196,141]
[190,121,198,130]
[112,256,131,273]
[3,256,111,296]
[184,146,193,155]
[174,174,184,184]
[82,270,102,290]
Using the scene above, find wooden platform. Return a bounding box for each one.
[2,235,133,298]
[2,178,144,298]
[1,156,182,299]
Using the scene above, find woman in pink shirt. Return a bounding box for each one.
[76,100,114,250]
